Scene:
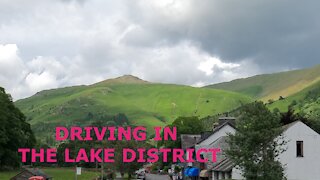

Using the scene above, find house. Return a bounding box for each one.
[194,116,238,180]
[10,168,52,180]
[278,121,320,180]
[194,119,320,180]
[195,117,236,149]
[180,134,203,169]
[181,134,202,150]
[180,133,212,178]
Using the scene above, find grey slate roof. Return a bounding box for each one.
[197,121,236,144]
[211,158,234,172]
[180,134,202,149]
[11,168,52,180]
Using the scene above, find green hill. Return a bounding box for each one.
[15,75,252,142]
[206,65,320,101]
[268,80,320,114]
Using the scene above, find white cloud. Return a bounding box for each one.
[0,44,25,77]
[198,57,240,76]
[0,42,259,100]
[0,44,28,97]
[2,0,299,100]
[25,72,58,92]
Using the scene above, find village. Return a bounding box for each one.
[6,102,320,180]
[144,116,320,180]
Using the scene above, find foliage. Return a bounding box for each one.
[56,119,130,168]
[268,80,320,112]
[56,140,102,168]
[268,79,320,133]
[156,116,204,168]
[227,102,286,180]
[0,87,36,170]
[278,107,320,134]
[174,165,181,173]
[55,128,150,177]
[163,166,169,173]
[158,116,204,149]
[113,140,151,178]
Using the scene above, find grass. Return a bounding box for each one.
[0,168,99,180]
[206,64,320,101]
[268,80,320,112]
[0,170,19,180]
[43,167,99,180]
[15,76,252,141]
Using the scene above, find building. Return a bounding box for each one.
[278,121,320,180]
[10,168,52,180]
[194,117,238,179]
[181,134,202,150]
[193,119,320,180]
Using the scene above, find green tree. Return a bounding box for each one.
[0,87,36,170]
[279,107,320,134]
[158,116,204,149]
[227,102,286,180]
[113,140,150,179]
[156,116,204,168]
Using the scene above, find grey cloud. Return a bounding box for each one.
[0,0,319,99]
[124,0,320,71]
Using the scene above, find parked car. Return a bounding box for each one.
[135,169,146,180]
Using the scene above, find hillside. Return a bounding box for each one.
[268,80,320,114]
[15,75,252,142]
[206,65,320,101]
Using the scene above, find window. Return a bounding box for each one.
[296,141,303,157]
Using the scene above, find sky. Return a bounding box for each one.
[0,0,319,100]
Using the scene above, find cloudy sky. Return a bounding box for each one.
[0,0,319,100]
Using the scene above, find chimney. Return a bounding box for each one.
[218,116,236,126]
[212,122,219,129]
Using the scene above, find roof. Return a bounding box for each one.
[211,158,234,172]
[202,136,232,171]
[180,134,202,149]
[219,116,237,120]
[197,121,236,144]
[282,121,299,132]
[11,168,52,180]
[209,136,230,149]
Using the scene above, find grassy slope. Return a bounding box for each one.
[206,65,320,101]
[0,168,99,180]
[15,76,252,136]
[268,80,320,112]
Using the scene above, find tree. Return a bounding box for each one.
[156,116,204,168]
[113,140,150,179]
[0,87,36,170]
[227,102,286,180]
[279,107,298,125]
[158,116,204,149]
[279,107,320,134]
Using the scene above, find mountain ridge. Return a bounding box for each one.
[206,64,320,101]
[93,75,149,86]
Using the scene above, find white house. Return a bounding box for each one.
[278,121,320,180]
[194,119,320,180]
[195,117,239,179]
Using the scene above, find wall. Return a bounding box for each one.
[279,121,320,180]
